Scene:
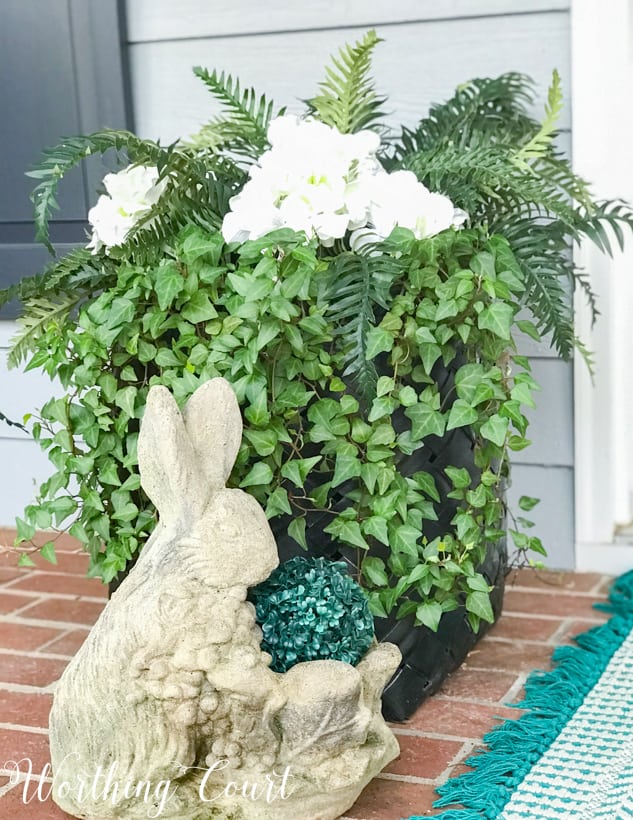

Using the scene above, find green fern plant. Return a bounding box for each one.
[320,250,401,401]
[190,67,286,159]
[388,70,633,359]
[307,29,386,133]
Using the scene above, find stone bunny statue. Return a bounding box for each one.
[49,377,400,820]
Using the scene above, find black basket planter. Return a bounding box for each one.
[271,354,508,721]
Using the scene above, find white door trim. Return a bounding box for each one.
[571,0,633,572]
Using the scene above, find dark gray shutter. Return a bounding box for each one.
[0,0,132,316]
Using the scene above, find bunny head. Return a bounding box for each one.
[137,378,279,588]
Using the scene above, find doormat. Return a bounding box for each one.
[410,570,633,819]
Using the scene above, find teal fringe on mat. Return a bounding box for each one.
[408,570,633,820]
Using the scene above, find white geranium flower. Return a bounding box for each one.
[87,165,167,253]
[349,171,467,253]
[366,170,464,240]
[221,115,382,245]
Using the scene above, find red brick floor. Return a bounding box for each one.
[0,528,611,819]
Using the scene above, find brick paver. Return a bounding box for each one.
[0,536,612,819]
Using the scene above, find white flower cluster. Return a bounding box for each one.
[87,165,167,254]
[221,115,466,249]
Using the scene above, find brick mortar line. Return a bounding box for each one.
[36,629,77,655]
[375,772,436,786]
[498,610,606,621]
[0,587,107,604]
[464,663,553,675]
[503,672,528,705]
[0,682,57,695]
[0,614,95,631]
[589,575,615,596]
[433,693,523,708]
[436,739,479,786]
[0,647,77,662]
[547,617,586,646]
[0,722,48,735]
[3,573,106,588]
[505,586,609,600]
[392,728,476,743]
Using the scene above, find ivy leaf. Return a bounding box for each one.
[412,471,440,502]
[106,297,135,329]
[393,524,420,557]
[265,487,292,518]
[288,517,308,549]
[516,319,542,341]
[40,541,58,565]
[365,326,394,359]
[477,303,513,339]
[446,399,478,430]
[154,262,185,310]
[416,601,443,631]
[376,376,395,396]
[480,414,509,447]
[114,386,137,419]
[454,364,485,403]
[181,225,224,265]
[324,517,369,550]
[240,462,274,488]
[511,382,536,408]
[466,574,492,593]
[418,343,442,374]
[362,556,389,586]
[362,516,390,546]
[17,552,37,568]
[519,495,540,512]
[466,590,495,623]
[332,447,362,488]
[180,291,218,323]
[281,456,322,488]
[405,403,446,441]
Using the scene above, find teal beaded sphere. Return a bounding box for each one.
[250,556,375,673]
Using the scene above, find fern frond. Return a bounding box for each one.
[514,69,563,166]
[307,30,386,133]
[499,218,575,358]
[388,73,536,165]
[119,161,237,265]
[321,250,401,401]
[573,269,600,327]
[27,130,173,253]
[9,292,87,368]
[574,335,596,380]
[572,199,633,256]
[192,67,284,159]
[0,410,28,433]
[0,248,103,310]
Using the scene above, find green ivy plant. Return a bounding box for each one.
[2,32,632,633]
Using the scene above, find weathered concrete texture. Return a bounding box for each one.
[48,378,400,819]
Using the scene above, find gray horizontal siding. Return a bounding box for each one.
[126,0,570,42]
[507,464,574,569]
[128,11,571,143]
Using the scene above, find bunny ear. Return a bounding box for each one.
[137,386,203,525]
[182,378,243,492]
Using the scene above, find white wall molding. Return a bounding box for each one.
[576,542,633,575]
[572,0,633,568]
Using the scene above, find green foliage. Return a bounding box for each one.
[387,71,633,359]
[307,29,386,133]
[4,33,631,631]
